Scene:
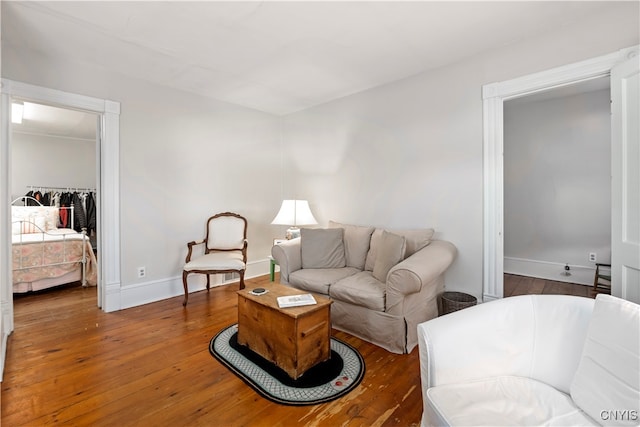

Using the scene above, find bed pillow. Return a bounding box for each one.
[372,231,406,282]
[42,207,59,230]
[11,206,59,232]
[301,228,346,269]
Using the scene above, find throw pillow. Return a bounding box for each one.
[301,228,346,269]
[570,294,640,423]
[329,221,375,270]
[365,227,434,271]
[395,228,434,257]
[372,231,406,282]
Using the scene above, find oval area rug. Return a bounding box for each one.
[209,324,365,405]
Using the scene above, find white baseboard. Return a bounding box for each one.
[504,257,594,286]
[117,258,271,311]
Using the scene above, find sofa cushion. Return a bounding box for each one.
[330,271,385,312]
[372,231,406,282]
[329,221,375,270]
[426,376,598,427]
[300,228,346,269]
[570,294,640,425]
[289,267,360,295]
[365,228,434,271]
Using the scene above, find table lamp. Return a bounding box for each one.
[271,200,318,239]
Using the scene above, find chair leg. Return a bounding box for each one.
[206,274,210,291]
[239,270,245,290]
[182,270,189,306]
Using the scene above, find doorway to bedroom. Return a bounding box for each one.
[10,100,99,302]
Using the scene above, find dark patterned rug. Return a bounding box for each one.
[209,324,365,406]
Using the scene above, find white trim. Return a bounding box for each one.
[100,100,121,312]
[119,259,271,309]
[0,87,11,379]
[482,45,639,302]
[504,257,595,286]
[611,54,640,302]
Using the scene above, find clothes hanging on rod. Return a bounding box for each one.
[24,187,97,234]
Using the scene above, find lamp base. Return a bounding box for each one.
[286,227,301,240]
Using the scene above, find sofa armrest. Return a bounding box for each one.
[271,238,302,283]
[417,295,595,390]
[386,241,457,307]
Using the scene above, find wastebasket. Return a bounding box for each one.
[440,291,477,315]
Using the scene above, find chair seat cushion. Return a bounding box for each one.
[426,376,598,426]
[184,252,245,271]
[289,267,360,295]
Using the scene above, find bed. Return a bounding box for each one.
[11,198,97,293]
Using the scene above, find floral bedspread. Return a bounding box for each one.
[12,239,97,286]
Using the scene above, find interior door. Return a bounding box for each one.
[611,55,640,303]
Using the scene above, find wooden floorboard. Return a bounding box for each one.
[2,275,424,427]
[503,274,595,299]
[2,273,595,426]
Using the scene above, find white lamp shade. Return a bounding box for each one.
[271,200,317,226]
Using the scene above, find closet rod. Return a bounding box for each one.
[28,185,96,193]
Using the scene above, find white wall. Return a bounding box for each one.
[1,2,638,306]
[1,46,284,305]
[504,89,611,284]
[11,132,96,200]
[282,4,639,300]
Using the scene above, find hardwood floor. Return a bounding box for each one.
[2,274,595,426]
[1,275,423,427]
[504,274,596,299]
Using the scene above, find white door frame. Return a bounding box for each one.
[611,56,640,302]
[482,45,639,302]
[1,79,122,329]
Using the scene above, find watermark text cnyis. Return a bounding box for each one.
[600,410,638,422]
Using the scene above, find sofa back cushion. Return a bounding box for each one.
[372,231,406,282]
[329,221,375,270]
[301,228,346,269]
[570,294,640,426]
[365,227,434,271]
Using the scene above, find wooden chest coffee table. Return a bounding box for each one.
[237,283,332,379]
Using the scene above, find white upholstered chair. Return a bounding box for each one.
[182,212,247,306]
[418,294,640,426]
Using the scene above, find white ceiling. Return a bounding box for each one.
[12,102,97,141]
[2,1,623,118]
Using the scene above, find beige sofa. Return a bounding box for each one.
[271,221,457,354]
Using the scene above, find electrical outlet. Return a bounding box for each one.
[589,253,597,263]
[137,266,146,278]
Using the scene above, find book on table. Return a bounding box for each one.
[277,293,317,308]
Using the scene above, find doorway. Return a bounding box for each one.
[11,99,99,296]
[482,45,639,302]
[1,79,121,377]
[503,77,611,288]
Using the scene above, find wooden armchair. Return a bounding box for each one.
[182,212,247,306]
